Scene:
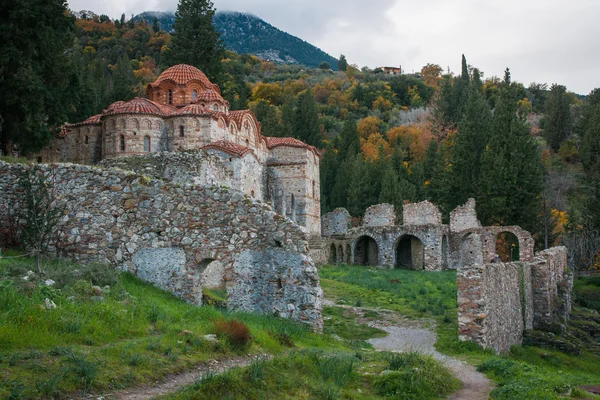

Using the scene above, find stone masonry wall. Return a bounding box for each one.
[403,200,442,226]
[321,208,351,236]
[0,161,323,330]
[450,198,481,233]
[363,203,396,227]
[458,246,571,353]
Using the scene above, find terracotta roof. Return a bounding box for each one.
[196,89,225,103]
[150,64,213,88]
[203,140,254,158]
[175,103,210,116]
[68,114,102,127]
[264,136,321,156]
[103,98,166,117]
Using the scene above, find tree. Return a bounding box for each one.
[420,63,443,87]
[580,91,600,230]
[448,69,491,208]
[338,54,348,72]
[319,61,330,70]
[293,89,322,147]
[152,16,160,33]
[478,69,543,231]
[338,119,360,160]
[166,0,225,82]
[543,84,572,152]
[0,0,75,154]
[110,54,137,103]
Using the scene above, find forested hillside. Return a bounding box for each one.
[2,3,599,270]
[134,10,338,69]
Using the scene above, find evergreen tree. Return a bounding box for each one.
[110,54,137,103]
[338,119,360,160]
[338,54,348,72]
[293,89,322,147]
[281,98,296,137]
[0,0,75,154]
[252,100,281,137]
[379,160,404,218]
[580,90,600,229]
[448,68,492,208]
[543,84,572,151]
[478,69,543,231]
[152,16,160,33]
[166,0,225,82]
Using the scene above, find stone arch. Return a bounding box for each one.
[338,245,343,263]
[329,243,337,264]
[346,244,351,263]
[353,235,379,266]
[109,119,116,130]
[154,120,162,130]
[130,119,140,130]
[495,231,520,262]
[482,226,534,263]
[144,136,151,152]
[395,234,424,270]
[142,119,151,130]
[119,119,126,129]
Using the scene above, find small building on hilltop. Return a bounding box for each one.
[39,64,321,234]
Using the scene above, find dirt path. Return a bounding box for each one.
[84,354,268,400]
[324,300,493,400]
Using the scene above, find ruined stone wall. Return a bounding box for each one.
[457,246,571,353]
[0,160,322,330]
[403,200,442,226]
[101,151,266,202]
[321,208,351,236]
[267,146,321,234]
[450,198,481,233]
[363,203,396,227]
[102,115,167,159]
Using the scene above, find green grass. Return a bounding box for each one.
[323,306,387,341]
[160,350,459,400]
[0,255,342,399]
[319,264,600,399]
[574,275,600,311]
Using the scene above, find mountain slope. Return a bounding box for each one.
[135,11,338,69]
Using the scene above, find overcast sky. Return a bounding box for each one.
[68,0,599,94]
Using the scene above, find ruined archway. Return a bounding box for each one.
[198,258,227,306]
[338,245,343,263]
[329,244,337,264]
[346,244,351,264]
[495,232,520,262]
[354,236,379,266]
[395,235,424,270]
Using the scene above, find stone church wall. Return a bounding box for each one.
[0,160,323,330]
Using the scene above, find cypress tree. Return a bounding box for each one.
[166,0,225,82]
[338,119,360,160]
[338,54,348,72]
[448,68,492,208]
[580,91,600,229]
[293,89,322,147]
[478,69,543,230]
[544,84,572,151]
[152,16,160,33]
[0,0,75,154]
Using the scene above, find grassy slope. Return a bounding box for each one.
[0,255,458,400]
[319,265,600,400]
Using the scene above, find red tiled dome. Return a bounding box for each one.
[103,98,165,116]
[151,64,213,88]
[196,89,224,103]
[68,114,102,127]
[176,103,210,116]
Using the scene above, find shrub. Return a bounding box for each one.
[213,319,253,348]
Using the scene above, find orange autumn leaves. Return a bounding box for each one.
[358,116,434,161]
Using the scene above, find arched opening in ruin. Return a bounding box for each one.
[198,258,226,306]
[395,235,424,270]
[329,244,337,264]
[442,235,448,268]
[354,236,379,266]
[495,232,520,262]
[338,245,343,263]
[346,244,351,263]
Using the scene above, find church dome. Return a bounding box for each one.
[196,89,225,103]
[150,64,214,88]
[103,98,165,116]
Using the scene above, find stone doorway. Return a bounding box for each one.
[495,232,520,262]
[354,236,379,266]
[329,244,337,264]
[395,235,424,269]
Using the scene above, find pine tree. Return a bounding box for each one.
[293,89,322,147]
[448,68,492,208]
[110,54,137,103]
[544,84,572,151]
[379,160,404,218]
[338,119,360,160]
[338,54,348,72]
[0,0,75,154]
[153,16,160,33]
[580,91,600,229]
[166,0,225,82]
[478,69,543,231]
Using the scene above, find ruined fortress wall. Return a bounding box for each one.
[458,246,571,353]
[321,208,351,236]
[0,160,322,330]
[403,200,442,226]
[363,203,396,227]
[101,151,266,202]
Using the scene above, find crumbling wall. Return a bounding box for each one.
[450,199,481,233]
[0,160,323,330]
[321,208,351,236]
[458,246,571,353]
[363,203,396,227]
[403,200,442,226]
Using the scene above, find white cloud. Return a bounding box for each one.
[67,0,600,94]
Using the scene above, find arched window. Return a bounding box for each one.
[212,104,218,111]
[84,136,89,144]
[168,89,173,105]
[192,89,198,101]
[119,135,125,152]
[144,136,151,152]
[179,126,185,137]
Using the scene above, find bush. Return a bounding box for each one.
[213,319,253,348]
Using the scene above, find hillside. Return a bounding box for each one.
[135,11,338,69]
